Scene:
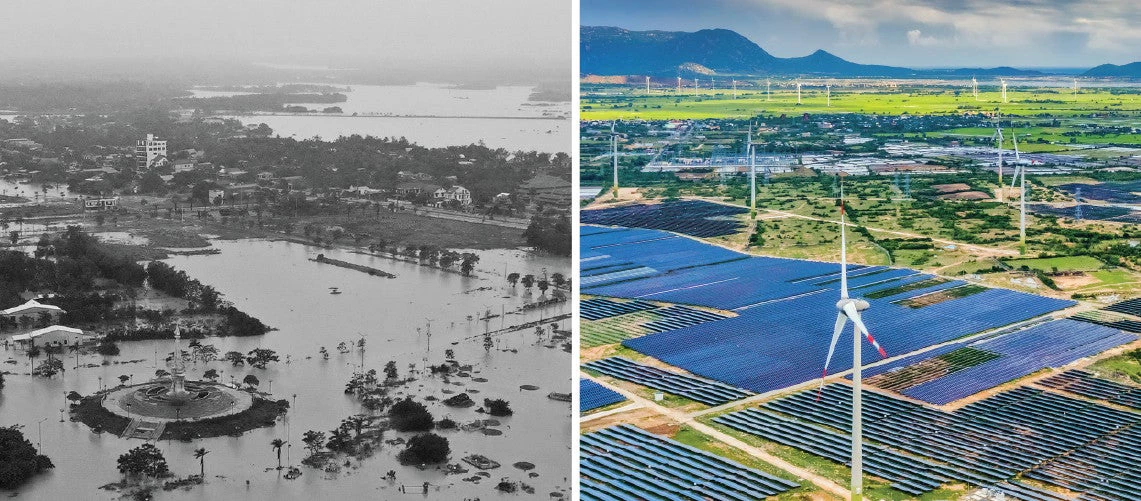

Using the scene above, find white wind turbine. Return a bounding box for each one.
[677,76,682,93]
[972,77,979,101]
[766,79,771,101]
[819,182,889,501]
[748,124,756,217]
[1001,78,1008,103]
[796,81,802,104]
[732,79,738,99]
[694,78,699,98]
[826,83,832,107]
[1009,125,1027,250]
[993,115,1005,202]
[645,76,650,94]
[611,121,619,199]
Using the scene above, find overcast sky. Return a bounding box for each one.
[583,0,1141,68]
[0,0,570,74]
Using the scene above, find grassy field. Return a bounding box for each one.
[582,86,1141,121]
[1004,255,1105,272]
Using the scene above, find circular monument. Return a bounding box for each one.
[100,325,253,422]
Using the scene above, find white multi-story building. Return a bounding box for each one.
[135,134,167,169]
[433,185,472,206]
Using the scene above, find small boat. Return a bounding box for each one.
[329,287,342,295]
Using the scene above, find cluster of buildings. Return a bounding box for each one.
[0,299,91,348]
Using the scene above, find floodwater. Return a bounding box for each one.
[216,83,570,153]
[0,178,71,203]
[0,238,572,500]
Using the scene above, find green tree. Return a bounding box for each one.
[243,374,260,390]
[301,430,325,457]
[397,433,450,465]
[245,348,279,369]
[388,397,434,432]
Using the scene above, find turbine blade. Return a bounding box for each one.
[844,303,888,359]
[1010,166,1021,190]
[818,313,848,400]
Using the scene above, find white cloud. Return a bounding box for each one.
[906,29,939,46]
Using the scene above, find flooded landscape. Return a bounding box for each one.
[1,237,571,499]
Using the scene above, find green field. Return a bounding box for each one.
[582,85,1141,121]
[1004,255,1105,272]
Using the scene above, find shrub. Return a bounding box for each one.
[388,398,434,432]
[396,433,449,465]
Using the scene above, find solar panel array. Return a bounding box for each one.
[580,226,1077,395]
[1073,309,1141,334]
[579,298,658,321]
[716,384,1141,500]
[584,356,753,406]
[1038,369,1141,410]
[642,305,729,333]
[580,424,800,500]
[899,319,1137,405]
[581,200,748,237]
[580,379,626,413]
[1104,298,1141,317]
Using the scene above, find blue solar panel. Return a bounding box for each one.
[580,379,626,413]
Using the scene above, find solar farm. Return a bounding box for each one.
[579,218,1141,500]
[580,424,801,500]
[580,199,748,237]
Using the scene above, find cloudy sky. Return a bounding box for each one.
[583,0,1141,68]
[0,0,570,76]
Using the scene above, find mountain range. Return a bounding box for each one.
[582,26,1136,79]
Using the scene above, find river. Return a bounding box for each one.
[208,83,571,153]
[0,238,572,500]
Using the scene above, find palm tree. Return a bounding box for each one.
[271,438,285,469]
[193,448,209,478]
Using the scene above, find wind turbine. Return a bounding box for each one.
[711,78,716,93]
[677,76,682,93]
[819,182,889,501]
[1001,79,1008,103]
[1009,125,1027,251]
[826,83,832,107]
[993,114,1005,202]
[694,78,699,98]
[972,77,979,101]
[766,79,771,101]
[611,121,619,200]
[645,76,650,94]
[732,79,737,99]
[796,81,802,105]
[748,124,756,218]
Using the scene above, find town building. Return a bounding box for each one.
[433,186,472,206]
[82,197,119,211]
[12,325,89,347]
[135,134,167,169]
[516,174,572,208]
[1,299,65,323]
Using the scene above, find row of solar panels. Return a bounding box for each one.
[1038,369,1141,410]
[580,424,799,501]
[727,383,1141,501]
[584,356,753,406]
[581,200,748,238]
[580,379,626,413]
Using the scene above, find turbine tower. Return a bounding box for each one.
[711,78,716,93]
[645,76,651,94]
[972,77,979,101]
[732,80,738,99]
[748,124,756,218]
[993,115,1005,202]
[1072,78,1079,93]
[694,78,699,98]
[1001,79,1008,103]
[766,79,771,101]
[1009,126,1027,251]
[826,83,832,107]
[611,121,619,200]
[1074,187,1083,220]
[796,81,802,105]
[820,182,889,501]
[677,76,682,93]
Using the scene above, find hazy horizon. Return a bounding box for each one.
[0,0,570,85]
